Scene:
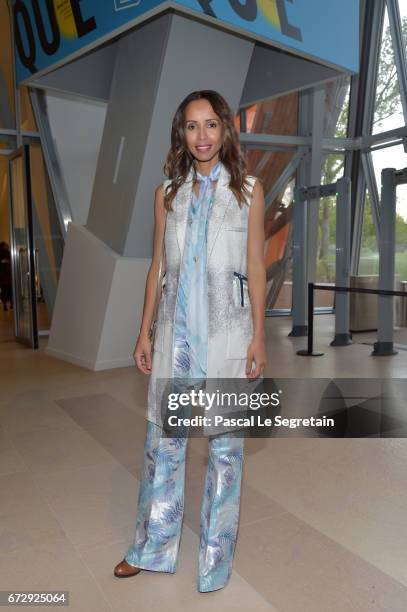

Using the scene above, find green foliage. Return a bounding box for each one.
[373,18,407,130]
[317,16,407,282]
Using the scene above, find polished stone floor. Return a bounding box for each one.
[1,309,407,611]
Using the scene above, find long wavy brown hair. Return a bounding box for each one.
[163,90,252,212]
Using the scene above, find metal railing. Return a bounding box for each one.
[297,282,407,356]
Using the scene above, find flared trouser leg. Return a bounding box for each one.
[198,434,245,592]
[125,419,188,573]
[124,420,245,591]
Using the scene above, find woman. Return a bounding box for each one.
[114,90,266,592]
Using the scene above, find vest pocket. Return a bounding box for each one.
[233,272,250,308]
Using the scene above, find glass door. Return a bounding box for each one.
[8,146,38,348]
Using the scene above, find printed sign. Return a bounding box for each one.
[12,0,359,84]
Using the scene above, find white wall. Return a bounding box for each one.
[44,91,107,225]
[46,222,150,370]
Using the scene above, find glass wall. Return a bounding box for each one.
[315,74,349,309]
[0,0,63,335]
[28,143,64,331]
[400,0,407,49]
[371,144,407,281]
[358,190,379,275]
[323,76,350,138]
[0,134,16,151]
[0,155,10,244]
[9,152,33,342]
[372,6,405,135]
[0,0,15,130]
[357,3,407,287]
[241,92,298,312]
[20,86,38,132]
[265,178,294,311]
[314,154,346,308]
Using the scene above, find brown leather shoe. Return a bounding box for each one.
[114,559,142,578]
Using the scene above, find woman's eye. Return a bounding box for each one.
[186,122,217,129]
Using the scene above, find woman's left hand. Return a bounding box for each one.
[246,337,267,379]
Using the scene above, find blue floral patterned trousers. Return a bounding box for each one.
[125,342,245,592]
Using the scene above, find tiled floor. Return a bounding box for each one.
[1,311,407,611]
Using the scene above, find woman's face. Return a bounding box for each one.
[183,99,224,164]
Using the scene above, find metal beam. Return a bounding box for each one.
[239,133,310,147]
[350,0,385,276]
[362,125,407,148]
[373,167,398,355]
[307,86,325,284]
[361,151,381,233]
[289,185,308,336]
[264,148,308,208]
[330,176,352,346]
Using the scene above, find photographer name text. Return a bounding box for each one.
[166,415,334,429]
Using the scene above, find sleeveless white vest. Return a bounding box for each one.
[147,161,258,434]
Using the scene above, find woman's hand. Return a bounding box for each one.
[133,331,153,374]
[245,336,267,379]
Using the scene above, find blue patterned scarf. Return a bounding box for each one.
[173,160,221,380]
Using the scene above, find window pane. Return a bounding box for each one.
[372,143,407,214]
[372,7,404,135]
[395,184,407,282]
[323,75,350,138]
[398,1,407,50]
[0,0,16,129]
[358,190,379,275]
[316,195,336,306]
[321,153,345,185]
[0,134,17,150]
[265,178,294,311]
[242,94,299,313]
[244,147,295,312]
[0,155,10,245]
[235,105,256,133]
[248,92,298,136]
[20,87,38,132]
[28,143,64,331]
[314,154,345,308]
[372,144,407,280]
